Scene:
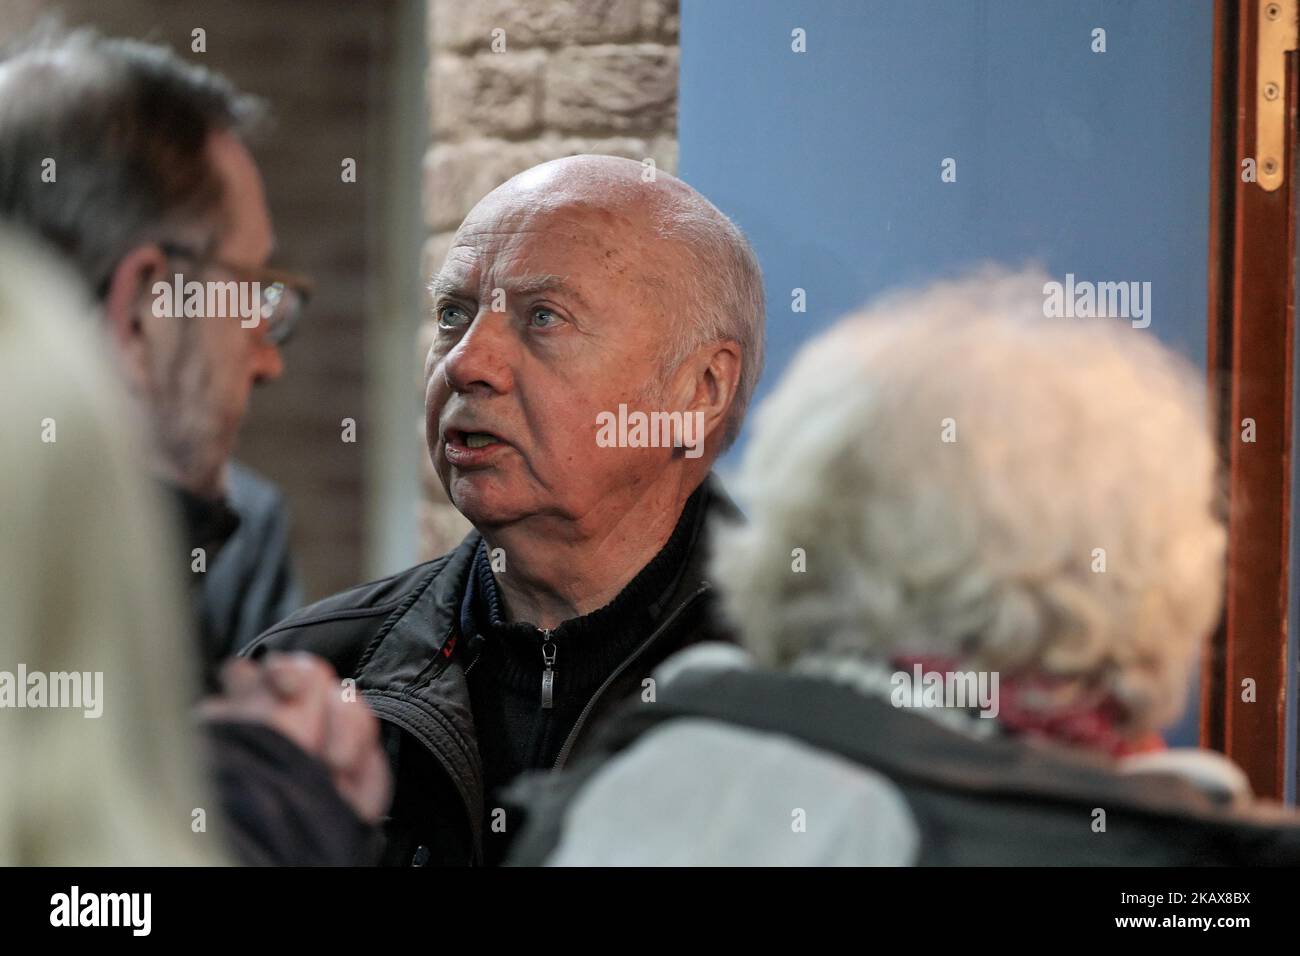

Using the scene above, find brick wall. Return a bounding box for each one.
[418,0,681,559]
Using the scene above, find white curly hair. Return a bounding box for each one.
[711,266,1226,737]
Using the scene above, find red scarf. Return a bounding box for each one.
[892,654,1165,758]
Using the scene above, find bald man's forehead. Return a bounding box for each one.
[451,199,650,274]
[462,188,648,237]
[436,196,679,324]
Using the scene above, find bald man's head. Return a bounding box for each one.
[454,155,764,448]
[473,155,703,227]
[423,155,764,534]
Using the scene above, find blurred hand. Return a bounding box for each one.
[199,652,393,823]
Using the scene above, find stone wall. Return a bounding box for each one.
[418,0,681,559]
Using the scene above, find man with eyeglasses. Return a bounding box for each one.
[0,27,312,686]
[0,26,393,866]
[148,241,311,346]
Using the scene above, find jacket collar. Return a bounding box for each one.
[355,472,740,690]
[350,473,737,857]
[169,482,241,563]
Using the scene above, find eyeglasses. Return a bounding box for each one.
[157,241,314,346]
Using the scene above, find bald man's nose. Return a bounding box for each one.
[443,311,514,394]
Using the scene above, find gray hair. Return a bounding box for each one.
[0,24,264,297]
[655,200,766,450]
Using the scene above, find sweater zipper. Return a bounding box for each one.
[540,629,556,709]
[551,585,709,770]
[464,625,557,704]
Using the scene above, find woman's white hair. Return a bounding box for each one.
[0,231,227,864]
[712,266,1226,737]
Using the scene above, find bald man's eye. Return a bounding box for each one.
[528,307,564,330]
[438,304,472,330]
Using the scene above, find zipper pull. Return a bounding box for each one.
[540,631,556,710]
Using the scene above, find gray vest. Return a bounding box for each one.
[508,665,1300,866]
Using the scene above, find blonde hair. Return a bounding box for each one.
[712,267,1226,738]
[0,230,227,864]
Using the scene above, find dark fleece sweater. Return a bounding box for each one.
[460,485,704,861]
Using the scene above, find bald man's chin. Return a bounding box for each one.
[448,473,532,528]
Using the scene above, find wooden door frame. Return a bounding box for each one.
[1203,0,1297,801]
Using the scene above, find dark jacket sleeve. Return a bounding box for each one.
[205,719,382,866]
[202,461,304,662]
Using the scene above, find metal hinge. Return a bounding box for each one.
[1257,0,1298,191]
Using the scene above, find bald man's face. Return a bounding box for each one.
[425,197,682,529]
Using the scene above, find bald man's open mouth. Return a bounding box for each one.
[443,425,511,468]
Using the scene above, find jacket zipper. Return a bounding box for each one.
[540,629,556,709]
[384,585,706,860]
[551,585,709,771]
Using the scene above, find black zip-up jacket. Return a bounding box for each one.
[244,476,738,865]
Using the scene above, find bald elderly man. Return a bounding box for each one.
[247,155,766,865]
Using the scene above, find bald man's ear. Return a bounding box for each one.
[101,244,168,392]
[682,339,741,449]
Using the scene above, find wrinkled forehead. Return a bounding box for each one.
[439,193,663,293]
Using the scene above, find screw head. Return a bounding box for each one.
[1264,158,1279,175]
[1267,3,1282,20]
[1265,81,1281,100]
